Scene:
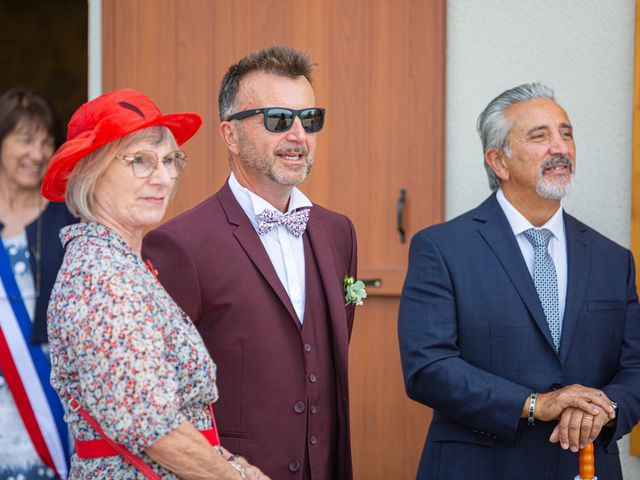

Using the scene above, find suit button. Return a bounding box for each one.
[289,461,301,472]
[293,401,305,413]
[310,405,319,414]
[304,343,312,352]
[309,374,317,383]
[310,435,318,445]
[551,383,562,390]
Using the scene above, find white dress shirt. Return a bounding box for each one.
[496,188,568,327]
[228,173,312,323]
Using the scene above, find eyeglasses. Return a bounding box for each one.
[226,107,325,133]
[117,150,187,178]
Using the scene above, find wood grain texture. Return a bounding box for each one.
[629,0,640,457]
[102,1,445,476]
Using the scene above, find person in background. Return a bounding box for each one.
[0,87,76,479]
[42,88,267,479]
[398,83,640,479]
[143,46,358,479]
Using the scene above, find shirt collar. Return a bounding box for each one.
[228,172,312,218]
[496,188,564,240]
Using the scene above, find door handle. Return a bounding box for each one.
[397,188,406,243]
[361,278,383,288]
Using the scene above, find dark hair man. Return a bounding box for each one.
[144,46,357,480]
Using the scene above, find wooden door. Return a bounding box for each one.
[629,0,640,455]
[103,1,445,478]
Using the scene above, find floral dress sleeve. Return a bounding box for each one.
[52,232,188,453]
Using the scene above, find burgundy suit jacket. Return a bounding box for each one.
[142,182,357,479]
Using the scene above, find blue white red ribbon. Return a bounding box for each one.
[0,240,69,479]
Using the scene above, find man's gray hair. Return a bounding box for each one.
[477,83,555,191]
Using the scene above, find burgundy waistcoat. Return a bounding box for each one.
[300,233,339,479]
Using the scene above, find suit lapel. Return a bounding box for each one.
[559,214,590,363]
[475,195,558,352]
[305,211,350,346]
[217,183,299,324]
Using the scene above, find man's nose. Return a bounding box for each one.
[285,116,307,141]
[549,132,571,156]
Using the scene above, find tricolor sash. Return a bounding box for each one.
[0,238,69,479]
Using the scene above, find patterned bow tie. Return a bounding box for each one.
[257,208,310,237]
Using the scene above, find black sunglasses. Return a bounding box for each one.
[226,107,325,133]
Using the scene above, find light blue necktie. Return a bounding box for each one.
[523,228,561,351]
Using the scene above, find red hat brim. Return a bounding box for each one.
[42,111,202,202]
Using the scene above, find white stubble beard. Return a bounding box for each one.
[536,156,575,200]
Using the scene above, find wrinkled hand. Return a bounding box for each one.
[217,447,270,479]
[535,384,616,422]
[549,406,609,452]
[235,456,270,480]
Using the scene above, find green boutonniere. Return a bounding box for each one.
[343,275,367,306]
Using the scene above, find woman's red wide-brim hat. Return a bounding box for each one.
[42,88,202,202]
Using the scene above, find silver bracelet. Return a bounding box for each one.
[528,392,537,426]
[228,459,247,479]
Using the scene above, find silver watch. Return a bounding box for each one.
[606,401,618,426]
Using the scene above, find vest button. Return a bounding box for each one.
[293,401,306,413]
[310,435,318,445]
[304,343,312,352]
[310,405,318,414]
[289,460,301,472]
[309,374,317,383]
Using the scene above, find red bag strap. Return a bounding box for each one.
[68,396,161,480]
[208,403,221,445]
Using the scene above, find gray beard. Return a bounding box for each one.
[536,176,574,199]
[236,127,313,186]
[535,156,575,200]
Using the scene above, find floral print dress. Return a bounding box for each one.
[48,222,218,479]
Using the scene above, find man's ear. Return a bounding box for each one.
[219,121,240,156]
[485,149,510,182]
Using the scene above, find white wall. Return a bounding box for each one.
[88,0,102,100]
[446,0,639,476]
[446,0,635,249]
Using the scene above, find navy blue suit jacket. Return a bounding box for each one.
[398,194,640,480]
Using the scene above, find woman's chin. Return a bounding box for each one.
[140,213,167,229]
